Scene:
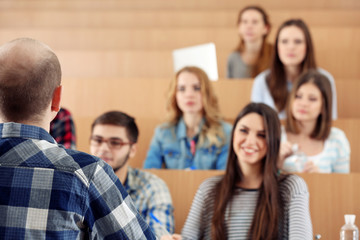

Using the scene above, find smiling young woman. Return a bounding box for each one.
[166,103,312,240]
[251,19,338,120]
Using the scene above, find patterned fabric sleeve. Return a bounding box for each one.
[181,179,211,240]
[85,161,156,239]
[50,108,77,150]
[285,175,313,239]
[331,128,350,173]
[147,177,175,236]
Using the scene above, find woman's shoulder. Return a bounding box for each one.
[329,126,345,135]
[279,174,309,197]
[198,175,223,193]
[153,122,177,137]
[228,51,242,61]
[219,121,233,134]
[317,68,335,82]
[254,69,271,82]
[155,123,170,132]
[327,127,349,144]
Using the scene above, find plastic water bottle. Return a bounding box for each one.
[340,214,359,240]
[285,144,307,172]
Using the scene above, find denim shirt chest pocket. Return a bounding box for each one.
[194,145,219,169]
[163,148,182,168]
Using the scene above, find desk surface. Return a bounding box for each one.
[146,170,360,240]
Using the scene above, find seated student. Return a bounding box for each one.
[90,111,175,236]
[227,5,272,79]
[0,38,155,239]
[251,19,337,120]
[143,66,232,170]
[279,70,350,173]
[164,103,312,240]
[144,67,231,169]
[50,107,76,149]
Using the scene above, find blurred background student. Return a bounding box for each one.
[90,111,175,236]
[279,70,350,173]
[251,19,337,120]
[144,66,232,170]
[50,107,76,149]
[164,103,312,239]
[227,6,272,79]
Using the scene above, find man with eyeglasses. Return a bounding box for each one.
[0,38,155,239]
[90,111,175,237]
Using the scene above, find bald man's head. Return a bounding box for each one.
[0,38,61,122]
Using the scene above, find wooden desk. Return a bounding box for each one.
[147,170,360,240]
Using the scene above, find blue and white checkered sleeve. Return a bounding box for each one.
[333,129,350,173]
[85,161,156,239]
[146,178,175,236]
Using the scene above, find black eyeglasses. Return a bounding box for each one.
[90,136,133,149]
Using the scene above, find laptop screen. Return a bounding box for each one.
[172,43,218,81]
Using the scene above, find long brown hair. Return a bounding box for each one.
[211,103,286,240]
[235,6,273,77]
[286,70,332,140]
[165,66,226,147]
[267,19,317,112]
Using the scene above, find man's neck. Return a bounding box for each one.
[115,165,129,184]
[0,118,50,132]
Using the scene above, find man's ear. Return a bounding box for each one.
[51,85,62,112]
[129,143,137,158]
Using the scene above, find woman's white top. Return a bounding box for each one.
[281,126,350,173]
[251,68,338,120]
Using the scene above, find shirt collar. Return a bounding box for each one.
[0,122,56,144]
[123,166,134,192]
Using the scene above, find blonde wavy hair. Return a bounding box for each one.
[164,66,226,147]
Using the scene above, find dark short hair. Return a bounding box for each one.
[0,38,61,122]
[285,70,332,140]
[91,111,139,143]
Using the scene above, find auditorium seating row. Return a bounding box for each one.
[1,9,360,28]
[1,1,359,80]
[0,28,358,79]
[62,78,360,172]
[1,0,358,11]
[146,169,360,240]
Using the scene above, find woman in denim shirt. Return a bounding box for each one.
[143,66,232,170]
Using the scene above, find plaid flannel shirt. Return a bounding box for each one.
[0,122,156,239]
[125,167,174,236]
[50,108,77,150]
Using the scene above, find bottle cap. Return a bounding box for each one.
[345,214,356,224]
